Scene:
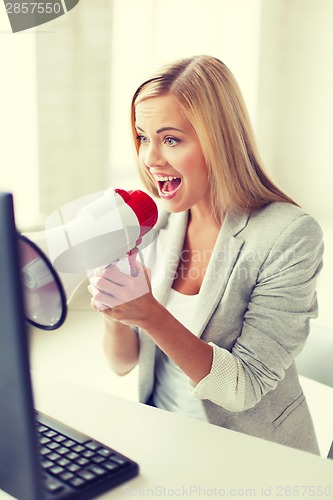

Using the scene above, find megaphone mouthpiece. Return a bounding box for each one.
[115,189,158,238]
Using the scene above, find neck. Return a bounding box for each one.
[189,204,221,231]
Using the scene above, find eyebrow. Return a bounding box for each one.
[135,126,186,134]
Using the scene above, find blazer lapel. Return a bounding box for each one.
[153,210,189,306]
[194,211,250,337]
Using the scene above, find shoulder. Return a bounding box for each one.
[225,202,324,268]
[245,202,323,243]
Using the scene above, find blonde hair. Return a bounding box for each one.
[131,55,297,222]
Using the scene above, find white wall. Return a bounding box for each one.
[107,0,262,187]
[256,0,333,329]
[0,2,113,229]
[257,0,333,223]
[0,12,40,230]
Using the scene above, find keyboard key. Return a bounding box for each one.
[97,448,113,458]
[45,477,65,493]
[67,463,81,473]
[46,441,60,450]
[44,430,57,438]
[59,471,75,482]
[56,457,70,467]
[63,439,76,448]
[41,459,53,470]
[110,455,127,465]
[72,444,85,453]
[40,436,51,445]
[77,469,97,481]
[69,476,86,488]
[57,446,70,455]
[65,451,80,460]
[84,440,102,451]
[75,457,90,466]
[82,450,95,458]
[40,446,51,456]
[103,461,119,471]
[54,434,66,443]
[89,465,107,476]
[49,465,65,475]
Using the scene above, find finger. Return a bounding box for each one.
[89,267,151,306]
[94,264,130,286]
[90,296,111,313]
[89,276,128,301]
[88,283,127,309]
[90,296,102,311]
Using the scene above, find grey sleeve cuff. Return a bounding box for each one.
[189,342,246,412]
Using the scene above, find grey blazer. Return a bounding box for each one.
[137,202,324,453]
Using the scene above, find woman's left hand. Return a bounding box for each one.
[88,260,157,328]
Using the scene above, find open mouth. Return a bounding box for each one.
[156,176,182,198]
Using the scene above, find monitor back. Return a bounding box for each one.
[0,192,43,500]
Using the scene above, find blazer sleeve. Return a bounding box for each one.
[232,213,324,410]
[191,213,324,412]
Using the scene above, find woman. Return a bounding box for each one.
[88,55,324,453]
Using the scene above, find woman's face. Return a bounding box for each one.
[135,94,211,215]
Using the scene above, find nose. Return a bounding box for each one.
[143,143,167,170]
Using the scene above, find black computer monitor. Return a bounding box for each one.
[0,192,44,499]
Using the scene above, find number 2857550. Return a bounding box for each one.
[5,3,62,14]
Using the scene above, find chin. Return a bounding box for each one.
[160,199,190,215]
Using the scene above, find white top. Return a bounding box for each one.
[152,288,247,418]
[152,288,209,421]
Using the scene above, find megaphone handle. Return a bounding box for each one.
[127,247,139,277]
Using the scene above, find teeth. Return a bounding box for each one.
[156,176,179,181]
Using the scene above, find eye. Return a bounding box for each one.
[136,134,149,144]
[164,136,180,146]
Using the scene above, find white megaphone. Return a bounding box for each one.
[20,188,158,330]
[45,188,158,277]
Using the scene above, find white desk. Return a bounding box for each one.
[17,374,333,499]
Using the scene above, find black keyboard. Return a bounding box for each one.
[36,411,139,499]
